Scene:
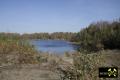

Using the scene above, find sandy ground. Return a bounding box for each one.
[0,65,60,80]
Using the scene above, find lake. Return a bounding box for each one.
[30,40,79,54]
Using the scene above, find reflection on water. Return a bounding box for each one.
[30,40,79,54]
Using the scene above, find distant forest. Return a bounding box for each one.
[0,32,77,41]
[0,19,120,52]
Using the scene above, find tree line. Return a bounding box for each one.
[71,19,120,52]
[0,32,77,41]
[22,32,77,40]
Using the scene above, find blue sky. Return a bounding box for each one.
[0,0,120,33]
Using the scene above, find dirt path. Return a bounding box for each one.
[0,65,60,80]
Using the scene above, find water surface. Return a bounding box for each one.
[30,40,78,54]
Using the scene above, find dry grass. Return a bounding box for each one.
[0,39,39,66]
[56,50,120,80]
